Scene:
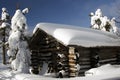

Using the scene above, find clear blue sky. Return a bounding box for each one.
[0,0,119,30]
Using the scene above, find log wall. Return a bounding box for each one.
[30,28,120,77]
[76,47,120,76]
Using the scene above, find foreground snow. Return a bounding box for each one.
[1,70,120,80]
[0,62,120,80]
[0,53,120,80]
[85,64,120,76]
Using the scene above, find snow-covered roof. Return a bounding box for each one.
[33,23,120,47]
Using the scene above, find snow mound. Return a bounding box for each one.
[33,23,120,47]
[85,64,120,76]
[39,62,48,75]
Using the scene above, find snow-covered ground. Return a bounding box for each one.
[0,53,120,80]
[1,22,120,79]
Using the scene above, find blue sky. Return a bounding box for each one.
[0,0,119,30]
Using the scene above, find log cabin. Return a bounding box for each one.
[29,23,120,78]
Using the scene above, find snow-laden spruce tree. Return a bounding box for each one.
[1,8,9,21]
[0,7,10,38]
[90,8,120,35]
[0,7,10,64]
[110,17,120,35]
[7,8,31,73]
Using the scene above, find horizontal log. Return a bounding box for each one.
[31,55,38,58]
[69,60,76,63]
[69,64,76,68]
[69,68,77,71]
[40,52,52,55]
[80,65,91,69]
[31,58,38,60]
[39,45,56,49]
[31,55,38,57]
[39,45,51,49]
[39,57,51,59]
[39,59,52,61]
[41,37,54,41]
[69,73,76,77]
[69,62,76,65]
[38,39,56,45]
[40,55,52,57]
[69,70,77,73]
[99,58,117,65]
[99,58,116,63]
[79,61,90,65]
[68,54,76,58]
[80,58,90,61]
[39,48,60,52]
[79,69,89,73]
[37,41,50,45]
[47,39,56,43]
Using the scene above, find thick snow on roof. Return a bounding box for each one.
[33,23,120,47]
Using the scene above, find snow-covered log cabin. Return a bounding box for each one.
[29,23,120,77]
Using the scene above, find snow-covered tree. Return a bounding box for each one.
[90,9,120,35]
[0,7,10,64]
[1,7,10,22]
[0,7,10,40]
[7,8,31,73]
[90,12,100,29]
[95,9,103,17]
[1,7,11,38]
[110,17,120,35]
[0,7,10,36]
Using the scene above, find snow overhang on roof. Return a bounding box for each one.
[33,23,120,47]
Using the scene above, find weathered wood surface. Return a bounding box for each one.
[30,28,120,77]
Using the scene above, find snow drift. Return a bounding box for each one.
[85,64,120,76]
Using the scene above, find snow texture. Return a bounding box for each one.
[22,8,29,14]
[33,23,120,47]
[85,64,120,76]
[1,7,10,21]
[90,9,120,35]
[7,8,31,73]
[39,62,49,75]
[11,9,28,31]
[0,64,120,80]
[0,7,10,29]
[1,22,10,28]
